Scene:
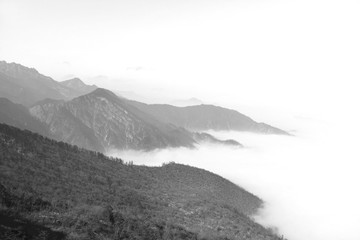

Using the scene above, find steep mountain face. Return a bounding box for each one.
[0,98,49,137]
[30,98,104,152]
[60,77,97,94]
[30,88,198,152]
[0,123,283,240]
[0,61,95,106]
[128,100,289,134]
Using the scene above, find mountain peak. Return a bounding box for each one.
[59,77,97,95]
[61,77,84,85]
[88,88,118,100]
[61,77,96,89]
[0,60,40,75]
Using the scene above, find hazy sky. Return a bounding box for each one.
[1,0,360,120]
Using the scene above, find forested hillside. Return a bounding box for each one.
[0,124,282,240]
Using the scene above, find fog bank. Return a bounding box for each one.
[108,118,360,240]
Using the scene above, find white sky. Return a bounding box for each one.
[1,0,359,121]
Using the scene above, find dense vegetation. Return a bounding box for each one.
[0,123,283,240]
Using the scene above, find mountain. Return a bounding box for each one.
[170,97,203,107]
[29,88,211,152]
[0,123,283,240]
[0,61,286,152]
[193,132,243,147]
[127,101,289,134]
[0,97,49,137]
[0,61,95,106]
[0,93,239,153]
[60,77,97,94]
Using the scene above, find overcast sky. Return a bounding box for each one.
[1,0,360,122]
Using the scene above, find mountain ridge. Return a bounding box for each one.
[29,89,205,152]
[127,100,290,135]
[60,77,97,94]
[1,61,289,153]
[0,61,97,106]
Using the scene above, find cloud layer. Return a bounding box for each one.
[108,118,360,240]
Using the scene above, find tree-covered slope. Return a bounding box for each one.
[0,123,283,240]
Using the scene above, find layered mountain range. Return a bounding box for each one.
[0,61,289,152]
[0,61,97,106]
[30,88,196,152]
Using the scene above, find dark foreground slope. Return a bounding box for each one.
[128,101,289,135]
[0,124,283,240]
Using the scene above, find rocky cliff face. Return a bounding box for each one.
[30,88,198,152]
[29,98,103,152]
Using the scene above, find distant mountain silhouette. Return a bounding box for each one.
[0,61,96,106]
[170,97,203,107]
[127,101,289,134]
[60,77,97,94]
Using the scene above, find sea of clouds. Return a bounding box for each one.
[108,116,360,240]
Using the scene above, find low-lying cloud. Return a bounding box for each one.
[107,118,360,240]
